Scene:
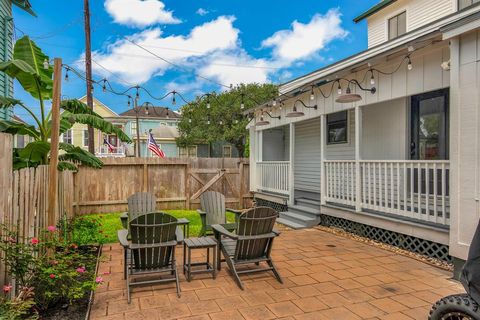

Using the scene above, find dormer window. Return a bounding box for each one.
[388,11,406,40]
[459,0,480,10]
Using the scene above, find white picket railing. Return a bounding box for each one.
[96,146,126,157]
[324,160,450,226]
[256,161,290,195]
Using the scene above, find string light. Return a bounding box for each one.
[407,57,413,70]
[102,79,107,93]
[310,86,315,101]
[188,118,192,123]
[172,91,176,105]
[370,70,375,85]
[64,68,69,82]
[135,86,140,99]
[43,58,49,70]
[240,94,245,110]
[206,95,211,109]
[272,99,277,107]
[337,83,342,95]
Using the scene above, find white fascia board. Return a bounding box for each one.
[279,6,480,95]
[442,16,480,39]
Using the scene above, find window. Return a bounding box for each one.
[223,145,232,158]
[179,146,197,158]
[327,111,348,144]
[459,0,480,9]
[83,129,89,147]
[16,135,25,148]
[388,11,406,40]
[131,122,137,136]
[62,129,72,144]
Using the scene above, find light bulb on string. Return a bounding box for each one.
[370,71,375,85]
[188,118,192,123]
[219,120,223,125]
[337,82,342,95]
[272,99,277,107]
[102,79,107,93]
[64,69,69,82]
[407,57,413,71]
[135,86,140,99]
[240,93,245,110]
[206,95,211,109]
[172,91,176,105]
[310,86,315,100]
[43,59,49,70]
[207,118,210,125]
[127,99,131,107]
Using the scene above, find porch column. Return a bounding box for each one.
[355,105,363,212]
[320,114,326,205]
[288,123,295,205]
[248,126,256,192]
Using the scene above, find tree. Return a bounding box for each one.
[177,83,277,157]
[0,36,131,171]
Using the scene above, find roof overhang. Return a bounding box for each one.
[441,11,480,39]
[353,0,397,23]
[278,4,480,97]
[12,0,36,16]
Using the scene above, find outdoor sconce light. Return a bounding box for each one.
[286,99,317,118]
[256,110,281,126]
[335,79,376,104]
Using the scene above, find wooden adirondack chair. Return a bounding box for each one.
[118,212,180,303]
[212,206,282,290]
[197,191,243,236]
[120,192,156,229]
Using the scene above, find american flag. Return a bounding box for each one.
[103,138,115,153]
[148,132,165,158]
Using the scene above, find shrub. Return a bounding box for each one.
[0,224,101,313]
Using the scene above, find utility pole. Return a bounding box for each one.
[135,98,141,157]
[84,0,95,154]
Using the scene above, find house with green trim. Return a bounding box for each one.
[0,0,35,120]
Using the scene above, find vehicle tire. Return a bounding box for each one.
[429,294,480,320]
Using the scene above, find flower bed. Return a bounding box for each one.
[0,222,105,319]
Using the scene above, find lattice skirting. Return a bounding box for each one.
[254,198,288,213]
[319,214,452,263]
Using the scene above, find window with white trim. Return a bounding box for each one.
[130,122,137,136]
[62,129,72,144]
[327,111,348,144]
[223,145,232,158]
[179,146,197,158]
[83,129,89,147]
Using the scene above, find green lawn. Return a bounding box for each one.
[74,210,235,244]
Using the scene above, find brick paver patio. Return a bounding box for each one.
[90,227,464,320]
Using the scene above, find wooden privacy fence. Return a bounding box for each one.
[73,157,251,214]
[0,133,74,288]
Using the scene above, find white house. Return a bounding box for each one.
[248,0,480,277]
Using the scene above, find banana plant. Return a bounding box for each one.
[0,36,132,171]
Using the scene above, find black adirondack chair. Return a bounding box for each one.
[212,206,282,290]
[120,192,156,229]
[197,191,242,236]
[118,212,180,303]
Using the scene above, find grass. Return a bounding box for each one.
[75,210,236,244]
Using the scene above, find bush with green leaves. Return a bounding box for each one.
[0,225,102,313]
[0,36,131,171]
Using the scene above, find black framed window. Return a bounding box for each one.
[327,111,348,144]
[388,11,406,40]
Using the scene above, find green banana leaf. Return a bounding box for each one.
[59,143,103,169]
[18,141,50,163]
[0,96,22,108]
[57,161,78,172]
[0,120,40,139]
[60,99,102,117]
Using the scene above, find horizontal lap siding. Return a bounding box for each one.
[0,0,12,120]
[294,118,321,193]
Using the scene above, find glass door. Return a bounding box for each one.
[410,89,449,196]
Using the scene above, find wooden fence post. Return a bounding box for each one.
[47,58,62,227]
[238,161,244,209]
[185,163,190,209]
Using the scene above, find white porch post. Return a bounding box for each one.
[355,105,362,212]
[320,114,326,205]
[248,126,256,192]
[288,123,295,205]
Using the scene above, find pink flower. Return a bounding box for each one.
[47,226,56,232]
[30,238,39,245]
[76,267,86,273]
[95,277,103,284]
[3,284,12,294]
[49,274,55,279]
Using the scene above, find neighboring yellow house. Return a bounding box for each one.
[61,96,129,157]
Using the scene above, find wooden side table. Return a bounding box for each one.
[183,237,217,282]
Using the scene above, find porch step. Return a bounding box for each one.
[295,198,321,210]
[288,204,320,216]
[276,218,309,230]
[278,211,319,228]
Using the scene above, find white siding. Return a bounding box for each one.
[361,98,408,160]
[367,0,456,47]
[294,118,321,193]
[325,109,356,160]
[262,126,289,161]
[449,30,480,260]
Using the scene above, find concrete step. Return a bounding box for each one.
[276,217,310,229]
[295,197,321,210]
[278,211,320,229]
[288,204,321,217]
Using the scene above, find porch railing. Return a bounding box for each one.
[95,146,126,157]
[324,160,450,226]
[256,161,290,196]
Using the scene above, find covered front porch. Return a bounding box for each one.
[253,89,450,234]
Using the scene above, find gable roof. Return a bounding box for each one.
[353,0,398,23]
[12,0,36,16]
[78,95,119,117]
[119,106,180,119]
[12,114,26,123]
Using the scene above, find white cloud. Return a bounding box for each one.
[262,9,347,63]
[196,8,209,16]
[105,0,181,27]
[90,16,239,83]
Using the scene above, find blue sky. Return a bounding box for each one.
[12,0,378,122]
